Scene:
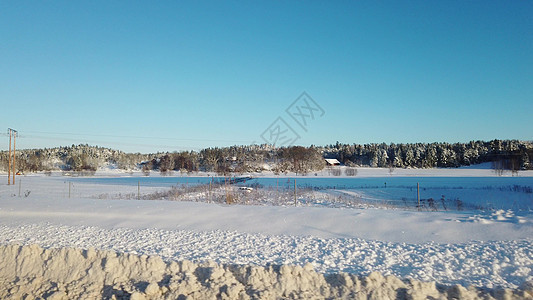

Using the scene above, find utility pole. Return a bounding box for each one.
[12,130,16,185]
[8,130,12,185]
[7,128,17,185]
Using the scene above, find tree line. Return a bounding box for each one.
[0,140,531,174]
[323,140,532,170]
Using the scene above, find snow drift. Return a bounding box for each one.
[1,244,532,300]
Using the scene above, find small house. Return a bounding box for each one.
[325,158,341,166]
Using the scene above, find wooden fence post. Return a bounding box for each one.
[417,182,420,211]
[294,179,297,206]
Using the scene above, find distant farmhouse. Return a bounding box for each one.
[325,158,341,166]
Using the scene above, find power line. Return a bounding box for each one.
[22,130,252,144]
[24,135,205,151]
[1,131,255,152]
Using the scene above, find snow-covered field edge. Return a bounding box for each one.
[4,162,533,178]
[1,170,532,298]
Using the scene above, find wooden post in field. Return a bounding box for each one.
[225,176,229,204]
[209,180,212,203]
[417,182,420,211]
[8,130,11,185]
[294,179,297,206]
[18,179,21,197]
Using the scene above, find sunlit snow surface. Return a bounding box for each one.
[1,223,531,289]
[0,168,532,289]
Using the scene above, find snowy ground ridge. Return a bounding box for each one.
[1,243,532,300]
[0,222,531,290]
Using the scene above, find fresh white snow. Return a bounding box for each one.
[0,168,532,290]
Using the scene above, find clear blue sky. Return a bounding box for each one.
[1,1,531,153]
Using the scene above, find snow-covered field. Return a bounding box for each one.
[0,167,532,298]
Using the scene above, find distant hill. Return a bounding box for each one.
[1,140,532,174]
[0,144,153,173]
